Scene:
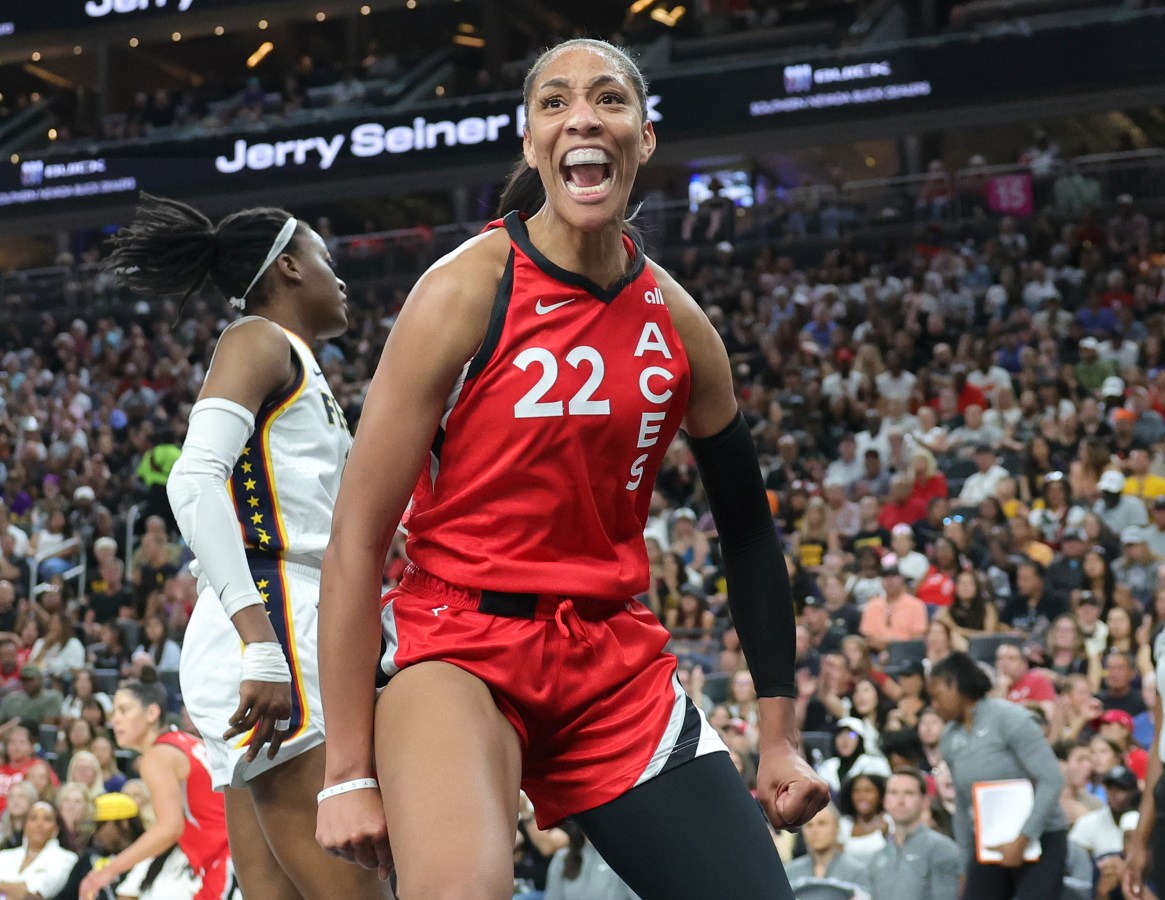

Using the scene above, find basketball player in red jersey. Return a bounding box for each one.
[80,680,229,900]
[316,38,828,898]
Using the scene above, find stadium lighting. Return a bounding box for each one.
[458,23,475,33]
[406,1,416,9]
[435,85,445,96]
[247,41,275,68]
[9,154,18,164]
[315,11,326,21]
[258,19,269,29]
[360,5,371,13]
[629,0,654,14]
[47,128,57,140]
[31,52,41,62]
[73,46,83,55]
[453,34,485,47]
[215,26,225,35]
[650,5,685,26]
[128,37,139,47]
[172,31,182,41]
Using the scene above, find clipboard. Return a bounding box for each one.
[972,779,1042,864]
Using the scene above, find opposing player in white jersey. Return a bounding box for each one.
[105,194,390,899]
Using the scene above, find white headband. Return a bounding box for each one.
[229,216,298,310]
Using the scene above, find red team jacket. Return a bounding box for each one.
[155,729,230,875]
[404,212,691,599]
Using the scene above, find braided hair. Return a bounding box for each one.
[105,192,301,312]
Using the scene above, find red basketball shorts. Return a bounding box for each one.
[379,564,726,827]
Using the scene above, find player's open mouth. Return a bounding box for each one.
[561,147,614,199]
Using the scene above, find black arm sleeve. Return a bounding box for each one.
[688,411,795,698]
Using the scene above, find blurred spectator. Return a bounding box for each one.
[0,800,77,898]
[858,558,928,653]
[868,769,962,900]
[785,803,868,892]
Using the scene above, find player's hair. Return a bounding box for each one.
[105,192,302,312]
[929,651,993,701]
[497,38,648,219]
[118,678,168,718]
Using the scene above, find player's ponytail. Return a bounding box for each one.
[119,678,169,722]
[106,192,301,313]
[496,158,545,218]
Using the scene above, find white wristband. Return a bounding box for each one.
[241,641,291,683]
[317,778,379,804]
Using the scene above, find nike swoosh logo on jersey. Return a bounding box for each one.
[534,298,576,314]
[312,368,324,376]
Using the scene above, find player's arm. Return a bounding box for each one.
[653,261,828,830]
[1127,691,1162,895]
[166,319,297,760]
[80,745,188,894]
[316,233,503,872]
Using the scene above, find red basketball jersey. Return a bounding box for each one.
[155,729,230,874]
[405,212,691,599]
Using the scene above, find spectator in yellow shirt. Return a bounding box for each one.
[1123,447,1165,500]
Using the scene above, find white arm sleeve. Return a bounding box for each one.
[167,398,264,619]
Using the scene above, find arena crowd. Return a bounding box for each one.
[0,180,1163,897]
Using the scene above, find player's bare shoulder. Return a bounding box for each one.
[411,227,511,317]
[646,258,715,344]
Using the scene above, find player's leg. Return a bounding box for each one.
[223,787,301,900]
[374,660,523,900]
[246,745,392,899]
[575,752,794,900]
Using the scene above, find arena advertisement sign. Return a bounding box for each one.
[0,0,266,36]
[1,13,1164,216]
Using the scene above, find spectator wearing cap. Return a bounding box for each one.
[1094,709,1148,782]
[1094,470,1149,536]
[1045,527,1089,611]
[0,665,62,741]
[1101,375,1126,407]
[930,653,1067,895]
[801,595,848,656]
[1000,559,1066,637]
[1076,336,1117,392]
[821,347,862,402]
[1068,764,1141,870]
[785,803,869,893]
[818,718,892,794]
[956,445,1009,508]
[996,642,1057,722]
[1100,651,1147,719]
[868,769,962,900]
[890,524,929,590]
[858,557,928,654]
[1113,526,1160,607]
[61,791,145,899]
